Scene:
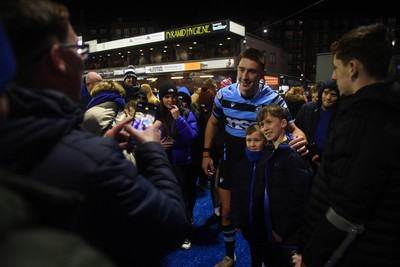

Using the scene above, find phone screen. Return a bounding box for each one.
[132,102,157,131]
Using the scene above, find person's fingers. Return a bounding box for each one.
[152,120,162,129]
[104,116,133,138]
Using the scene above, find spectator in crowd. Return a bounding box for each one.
[83,80,128,135]
[82,80,136,164]
[157,80,199,250]
[177,85,201,224]
[0,1,188,267]
[310,85,319,102]
[295,79,341,173]
[0,20,118,267]
[284,85,307,119]
[122,65,147,102]
[203,77,218,94]
[293,23,400,267]
[202,47,307,267]
[80,71,102,107]
[191,86,202,110]
[178,86,199,118]
[220,77,233,89]
[141,83,160,105]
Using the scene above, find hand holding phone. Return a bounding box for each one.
[128,120,162,146]
[132,102,157,131]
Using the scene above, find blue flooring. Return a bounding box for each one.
[162,187,251,267]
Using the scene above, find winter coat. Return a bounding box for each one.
[0,86,188,267]
[298,81,400,267]
[231,141,313,247]
[83,98,136,164]
[83,101,129,136]
[294,100,320,145]
[0,168,118,267]
[123,82,146,103]
[160,106,198,166]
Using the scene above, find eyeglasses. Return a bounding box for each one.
[33,42,90,63]
[59,43,90,60]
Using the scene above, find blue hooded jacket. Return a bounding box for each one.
[178,87,192,109]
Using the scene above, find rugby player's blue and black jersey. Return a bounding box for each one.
[213,83,294,139]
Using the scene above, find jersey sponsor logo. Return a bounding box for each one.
[226,117,255,130]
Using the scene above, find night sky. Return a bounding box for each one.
[56,0,362,25]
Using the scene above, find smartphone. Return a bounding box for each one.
[132,101,157,131]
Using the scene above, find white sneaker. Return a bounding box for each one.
[180,238,191,250]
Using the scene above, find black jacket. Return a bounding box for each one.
[0,169,118,267]
[298,81,400,267]
[294,100,320,145]
[123,83,146,103]
[231,141,313,247]
[0,87,188,267]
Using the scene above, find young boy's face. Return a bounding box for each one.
[259,112,286,142]
[246,131,267,152]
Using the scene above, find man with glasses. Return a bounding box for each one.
[0,1,188,267]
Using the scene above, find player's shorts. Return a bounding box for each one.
[217,134,246,190]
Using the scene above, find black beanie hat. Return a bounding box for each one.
[159,80,177,99]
